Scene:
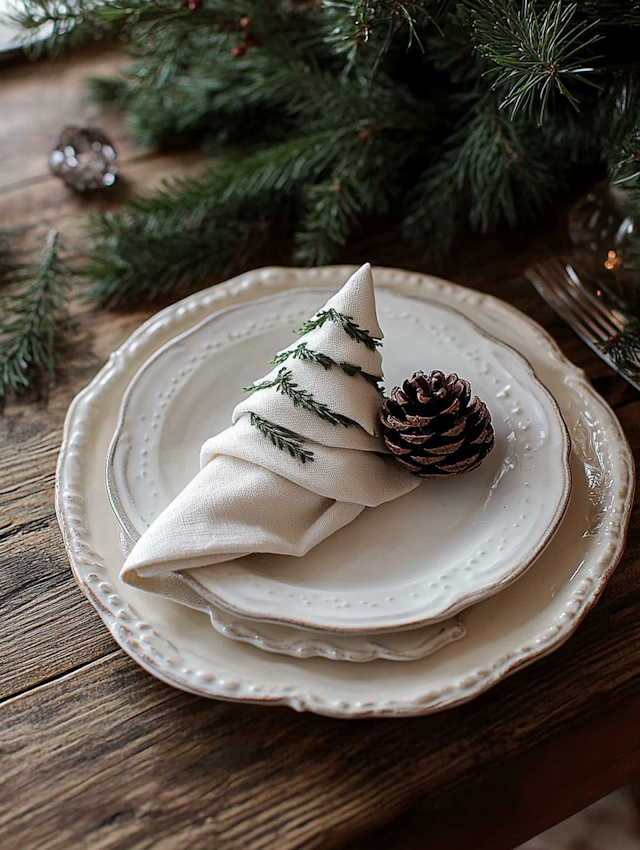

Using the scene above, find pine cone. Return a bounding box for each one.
[380,370,494,478]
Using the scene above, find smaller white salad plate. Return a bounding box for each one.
[107,287,571,633]
[188,603,464,663]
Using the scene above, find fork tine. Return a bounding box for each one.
[529,276,600,344]
[528,273,616,364]
[530,264,615,341]
[536,261,620,338]
[526,260,640,393]
[561,263,626,333]
[540,259,624,334]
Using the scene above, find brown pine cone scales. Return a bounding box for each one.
[380,370,495,478]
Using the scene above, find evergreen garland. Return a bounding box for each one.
[8,0,640,388]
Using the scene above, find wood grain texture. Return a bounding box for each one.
[343,688,640,850]
[1,46,639,850]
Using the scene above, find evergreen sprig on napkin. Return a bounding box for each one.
[242,297,384,463]
[270,342,384,391]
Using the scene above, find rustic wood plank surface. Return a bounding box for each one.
[1,47,639,850]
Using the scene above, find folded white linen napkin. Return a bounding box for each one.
[121,264,420,602]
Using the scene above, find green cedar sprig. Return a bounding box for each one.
[248,413,314,463]
[0,231,73,397]
[598,320,640,385]
[244,367,358,428]
[270,342,383,391]
[296,309,381,351]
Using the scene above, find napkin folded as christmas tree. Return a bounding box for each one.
[121,264,419,604]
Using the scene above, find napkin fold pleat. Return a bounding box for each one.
[121,455,364,583]
[200,414,415,504]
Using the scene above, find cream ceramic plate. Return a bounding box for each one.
[196,611,464,662]
[56,266,634,717]
[116,528,466,663]
[107,288,571,633]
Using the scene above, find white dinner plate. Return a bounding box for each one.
[106,287,571,632]
[56,265,634,717]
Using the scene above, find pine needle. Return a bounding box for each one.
[244,367,358,428]
[296,309,381,351]
[0,231,73,397]
[248,413,314,463]
[270,342,383,390]
[468,0,603,122]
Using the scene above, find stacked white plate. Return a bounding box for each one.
[56,266,635,717]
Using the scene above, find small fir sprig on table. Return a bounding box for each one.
[0,231,74,397]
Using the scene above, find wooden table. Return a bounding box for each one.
[1,47,639,850]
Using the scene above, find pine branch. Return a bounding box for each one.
[84,192,293,307]
[467,0,603,122]
[598,320,640,383]
[324,0,450,61]
[270,342,383,390]
[13,0,181,57]
[248,413,314,463]
[403,95,564,257]
[294,178,363,266]
[296,309,381,350]
[129,129,353,231]
[244,367,358,427]
[0,231,73,397]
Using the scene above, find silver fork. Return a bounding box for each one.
[525,258,640,392]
